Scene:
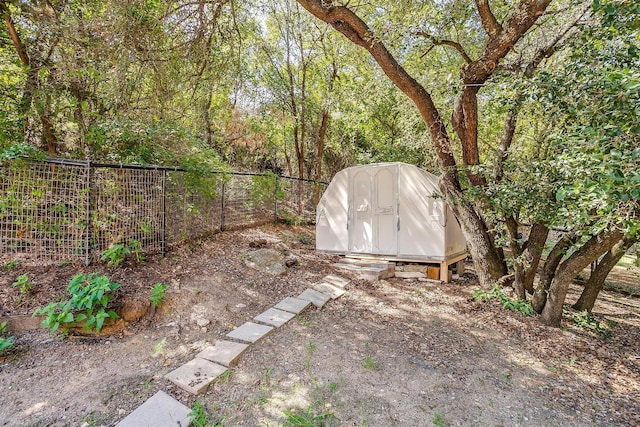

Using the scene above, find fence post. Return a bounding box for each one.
[220,181,226,232]
[84,161,92,266]
[274,174,279,224]
[161,169,167,255]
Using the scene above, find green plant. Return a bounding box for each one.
[188,399,209,427]
[5,259,18,271]
[152,337,167,356]
[247,171,286,209]
[571,310,613,337]
[297,235,312,245]
[129,240,145,262]
[473,285,535,316]
[432,412,448,427]
[150,283,169,307]
[33,273,120,334]
[187,399,225,427]
[12,273,34,294]
[100,244,130,267]
[0,322,15,355]
[218,369,233,384]
[362,356,379,371]
[283,408,336,427]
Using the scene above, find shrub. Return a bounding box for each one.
[33,273,120,334]
[473,285,535,316]
[150,283,169,307]
[12,273,34,294]
[100,244,130,267]
[0,322,15,355]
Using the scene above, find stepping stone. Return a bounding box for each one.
[274,296,311,314]
[313,281,346,299]
[254,307,296,327]
[165,358,228,395]
[226,321,274,343]
[322,274,350,288]
[116,390,191,427]
[196,340,249,367]
[298,288,331,308]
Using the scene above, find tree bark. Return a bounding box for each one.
[510,222,549,299]
[440,180,507,287]
[573,237,635,312]
[532,232,577,313]
[540,229,623,327]
[521,223,550,294]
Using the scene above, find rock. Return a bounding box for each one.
[119,298,151,322]
[285,256,299,268]
[244,249,287,276]
[249,239,268,248]
[196,318,210,327]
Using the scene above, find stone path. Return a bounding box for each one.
[115,274,351,426]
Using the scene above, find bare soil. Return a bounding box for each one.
[0,224,638,427]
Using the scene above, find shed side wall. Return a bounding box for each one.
[397,165,447,259]
[316,170,349,253]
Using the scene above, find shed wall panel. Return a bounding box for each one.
[316,170,348,252]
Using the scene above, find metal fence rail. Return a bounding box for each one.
[0,158,326,264]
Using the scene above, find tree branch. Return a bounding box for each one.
[417,32,472,64]
[465,0,553,84]
[295,0,458,177]
[474,0,502,38]
[4,12,30,66]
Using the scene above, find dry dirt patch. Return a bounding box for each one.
[0,224,639,426]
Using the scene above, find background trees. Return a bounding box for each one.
[1,0,637,326]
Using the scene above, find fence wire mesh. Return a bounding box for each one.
[0,159,326,265]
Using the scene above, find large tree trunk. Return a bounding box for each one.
[440,180,507,287]
[515,222,550,298]
[573,237,635,312]
[540,229,623,326]
[532,232,577,313]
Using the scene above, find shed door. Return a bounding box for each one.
[372,167,397,254]
[349,165,398,255]
[349,169,372,253]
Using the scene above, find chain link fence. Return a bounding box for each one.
[0,158,326,265]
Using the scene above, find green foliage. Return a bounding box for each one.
[362,356,380,371]
[283,408,336,427]
[150,283,169,307]
[432,413,448,427]
[12,273,34,294]
[129,240,145,262]
[179,150,230,200]
[100,244,130,267]
[247,171,285,209]
[0,322,16,355]
[473,285,535,316]
[188,399,224,427]
[0,142,42,162]
[571,310,614,337]
[4,259,18,272]
[33,273,120,334]
[297,235,312,245]
[152,337,167,356]
[188,399,209,427]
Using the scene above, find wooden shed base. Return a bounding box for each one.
[345,252,468,283]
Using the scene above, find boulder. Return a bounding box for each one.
[244,248,286,276]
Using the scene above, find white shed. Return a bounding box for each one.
[316,162,467,279]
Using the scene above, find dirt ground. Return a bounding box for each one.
[0,224,639,427]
